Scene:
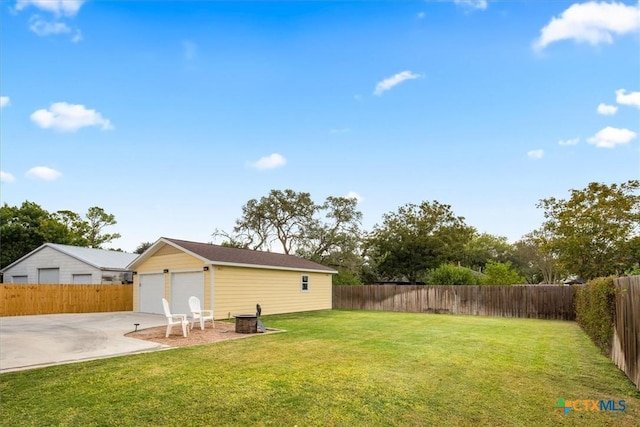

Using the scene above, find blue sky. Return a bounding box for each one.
[1,0,639,253]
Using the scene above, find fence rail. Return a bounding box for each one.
[333,285,577,320]
[612,276,640,390]
[0,284,133,316]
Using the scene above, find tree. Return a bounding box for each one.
[84,207,121,248]
[366,201,474,283]
[537,180,640,280]
[214,189,317,254]
[462,232,513,271]
[481,261,525,285]
[512,229,563,284]
[0,201,122,268]
[135,241,154,254]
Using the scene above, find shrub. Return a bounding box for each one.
[426,264,481,285]
[575,276,616,355]
[481,261,525,285]
[332,270,362,286]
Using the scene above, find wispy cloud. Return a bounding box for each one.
[597,103,618,115]
[345,191,363,202]
[616,88,640,108]
[183,40,197,61]
[527,149,544,159]
[249,153,287,170]
[374,71,421,96]
[454,0,488,11]
[0,96,10,108]
[30,102,113,132]
[417,12,425,19]
[16,0,85,17]
[532,1,640,50]
[16,0,85,42]
[558,137,579,146]
[1,171,16,183]
[587,126,637,148]
[26,166,62,181]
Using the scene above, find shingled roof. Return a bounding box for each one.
[129,237,337,273]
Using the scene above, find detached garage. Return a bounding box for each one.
[128,237,337,318]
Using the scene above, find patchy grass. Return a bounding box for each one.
[1,310,638,426]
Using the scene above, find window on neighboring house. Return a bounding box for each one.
[38,268,60,284]
[301,275,309,292]
[12,275,28,283]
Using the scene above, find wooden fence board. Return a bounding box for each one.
[333,285,577,321]
[612,276,640,390]
[0,284,133,316]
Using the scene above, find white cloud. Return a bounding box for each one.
[597,103,618,115]
[558,137,580,146]
[527,149,544,159]
[417,12,425,19]
[0,96,9,108]
[71,29,82,43]
[249,153,287,170]
[346,191,363,202]
[587,126,637,148]
[1,171,16,183]
[183,40,197,60]
[30,102,113,132]
[16,0,85,17]
[374,71,421,96]
[616,88,640,108]
[454,0,488,10]
[26,166,62,181]
[29,15,71,36]
[533,1,640,50]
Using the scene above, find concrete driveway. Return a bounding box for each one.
[0,312,169,373]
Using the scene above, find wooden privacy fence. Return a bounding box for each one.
[333,285,577,320]
[611,276,640,390]
[0,284,133,316]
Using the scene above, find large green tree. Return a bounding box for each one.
[512,229,563,284]
[462,232,513,271]
[0,201,122,268]
[537,180,640,280]
[366,201,474,283]
[214,191,364,278]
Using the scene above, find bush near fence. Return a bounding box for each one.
[574,276,616,355]
[0,284,133,316]
[332,284,576,320]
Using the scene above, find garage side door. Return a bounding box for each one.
[139,273,165,314]
[170,271,204,315]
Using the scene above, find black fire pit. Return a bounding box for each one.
[234,314,257,333]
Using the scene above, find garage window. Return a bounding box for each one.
[301,275,309,292]
[38,268,60,284]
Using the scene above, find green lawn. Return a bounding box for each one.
[1,310,638,426]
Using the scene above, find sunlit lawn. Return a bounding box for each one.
[1,310,638,426]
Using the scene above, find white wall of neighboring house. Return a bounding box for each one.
[2,246,126,284]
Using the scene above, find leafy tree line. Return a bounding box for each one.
[215,180,640,285]
[3,180,638,284]
[0,202,121,268]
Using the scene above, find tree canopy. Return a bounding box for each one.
[0,201,122,268]
[366,201,474,283]
[537,180,640,280]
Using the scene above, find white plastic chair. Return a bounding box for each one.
[162,298,189,337]
[188,296,214,330]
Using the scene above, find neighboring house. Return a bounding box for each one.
[128,237,337,319]
[0,243,138,285]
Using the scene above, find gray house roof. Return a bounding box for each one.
[128,237,337,274]
[1,243,138,272]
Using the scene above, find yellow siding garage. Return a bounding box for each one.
[214,266,332,318]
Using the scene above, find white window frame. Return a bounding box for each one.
[301,274,309,292]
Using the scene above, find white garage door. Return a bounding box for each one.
[139,273,165,314]
[170,271,204,315]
